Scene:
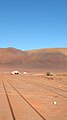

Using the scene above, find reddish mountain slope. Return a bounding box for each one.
[0,48,67,71]
[0,48,28,71]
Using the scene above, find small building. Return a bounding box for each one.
[23,72,27,75]
[10,71,20,75]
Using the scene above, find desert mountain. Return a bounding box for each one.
[0,47,67,71]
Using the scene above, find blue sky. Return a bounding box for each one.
[0,0,67,50]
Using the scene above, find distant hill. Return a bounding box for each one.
[0,47,67,72]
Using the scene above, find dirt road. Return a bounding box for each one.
[0,73,67,120]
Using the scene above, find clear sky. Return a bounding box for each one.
[0,0,67,50]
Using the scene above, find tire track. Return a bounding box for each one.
[3,78,46,120]
[22,80,67,99]
[2,79,16,120]
[9,75,67,99]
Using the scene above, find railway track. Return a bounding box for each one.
[1,75,46,120]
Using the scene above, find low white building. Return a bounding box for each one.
[10,71,20,75]
[23,72,27,75]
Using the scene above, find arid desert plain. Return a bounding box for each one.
[0,71,67,120]
[0,48,67,120]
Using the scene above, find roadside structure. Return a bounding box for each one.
[10,71,20,75]
[46,72,53,76]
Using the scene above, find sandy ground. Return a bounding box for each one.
[0,72,67,120]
